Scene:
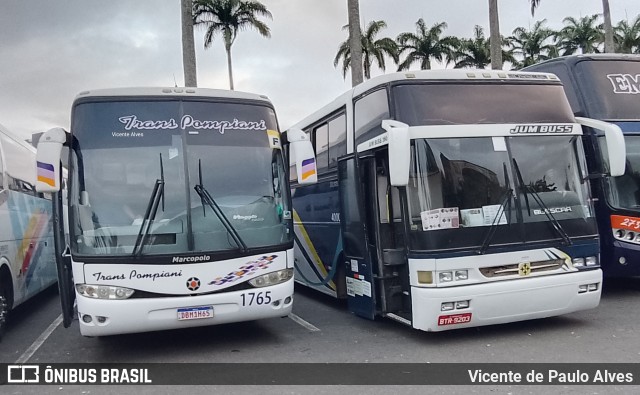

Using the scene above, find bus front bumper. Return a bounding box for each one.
[75,279,294,337]
[410,269,602,332]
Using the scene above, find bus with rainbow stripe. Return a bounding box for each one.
[0,123,57,337]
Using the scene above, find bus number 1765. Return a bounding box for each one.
[241,291,272,306]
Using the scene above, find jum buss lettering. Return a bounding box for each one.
[509,125,573,134]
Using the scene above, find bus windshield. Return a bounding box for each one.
[69,99,291,257]
[575,60,640,120]
[406,135,596,251]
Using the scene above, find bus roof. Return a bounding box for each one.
[0,122,36,185]
[524,53,640,69]
[289,69,561,131]
[73,87,273,104]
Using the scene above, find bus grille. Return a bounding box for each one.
[479,259,565,278]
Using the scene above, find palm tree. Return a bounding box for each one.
[454,26,516,69]
[530,0,614,53]
[181,0,197,87]
[193,0,272,90]
[347,0,364,86]
[557,14,603,55]
[396,19,457,71]
[488,0,502,69]
[614,16,640,53]
[509,19,557,68]
[601,0,615,53]
[454,26,491,69]
[334,20,398,80]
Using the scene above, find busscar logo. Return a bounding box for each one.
[509,125,573,134]
[533,207,572,216]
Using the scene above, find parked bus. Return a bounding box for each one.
[287,70,626,332]
[35,87,316,336]
[524,54,640,277]
[0,123,57,337]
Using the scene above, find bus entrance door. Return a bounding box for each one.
[337,156,377,319]
[53,189,75,328]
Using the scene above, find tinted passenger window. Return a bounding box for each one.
[355,89,389,146]
[328,114,346,167]
[314,124,329,172]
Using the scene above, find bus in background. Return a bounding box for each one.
[35,87,316,337]
[287,70,625,332]
[0,123,57,337]
[524,54,640,277]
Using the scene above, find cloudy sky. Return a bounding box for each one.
[1,0,639,140]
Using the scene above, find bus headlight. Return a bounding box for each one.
[585,256,598,266]
[572,258,585,267]
[76,284,134,300]
[249,269,293,288]
[439,272,453,282]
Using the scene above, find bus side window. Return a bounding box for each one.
[328,114,346,168]
[314,124,329,173]
[354,88,390,146]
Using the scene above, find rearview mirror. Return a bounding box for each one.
[287,128,317,185]
[35,127,67,193]
[576,117,626,177]
[382,120,410,186]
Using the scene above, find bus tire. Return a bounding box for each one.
[0,265,14,339]
[0,280,11,339]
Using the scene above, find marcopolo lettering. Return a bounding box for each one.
[172,255,211,263]
[607,73,640,94]
[509,125,573,134]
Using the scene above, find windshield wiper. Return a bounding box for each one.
[194,159,247,252]
[477,187,513,255]
[512,158,572,246]
[132,154,165,256]
[477,162,513,255]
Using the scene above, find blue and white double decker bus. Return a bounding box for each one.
[35,87,316,336]
[288,70,625,332]
[0,124,57,337]
[525,54,640,278]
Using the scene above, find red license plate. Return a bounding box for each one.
[438,313,472,326]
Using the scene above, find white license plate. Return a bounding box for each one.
[177,306,213,321]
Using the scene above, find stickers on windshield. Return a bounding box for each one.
[421,208,459,231]
[461,208,484,227]
[267,129,281,149]
[482,205,508,225]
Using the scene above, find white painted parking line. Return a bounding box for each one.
[288,313,320,332]
[15,314,63,364]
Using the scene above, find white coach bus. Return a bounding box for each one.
[35,87,316,336]
[288,70,625,331]
[0,123,57,337]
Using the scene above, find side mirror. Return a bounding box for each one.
[287,128,317,185]
[35,127,67,193]
[382,120,410,186]
[576,117,626,177]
